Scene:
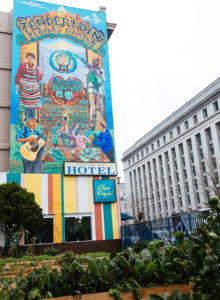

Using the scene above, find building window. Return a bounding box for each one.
[163,135,166,144]
[192,165,196,177]
[177,184,181,194]
[151,143,154,151]
[199,148,204,159]
[205,190,210,200]
[214,172,219,184]
[141,150,144,158]
[176,172,179,182]
[157,140,160,147]
[204,175,208,187]
[196,193,200,203]
[179,197,183,207]
[65,216,92,242]
[201,161,206,173]
[32,217,53,244]
[205,127,212,142]
[179,143,184,155]
[170,131,173,140]
[185,121,189,130]
[193,115,198,124]
[196,133,202,147]
[194,178,198,190]
[209,143,215,155]
[132,157,134,163]
[212,157,217,169]
[213,100,219,112]
[185,182,189,192]
[190,153,194,164]
[137,153,139,161]
[203,108,208,118]
[177,126,181,135]
[187,195,191,206]
[146,147,149,155]
[128,159,130,166]
[172,199,175,209]
[184,169,187,179]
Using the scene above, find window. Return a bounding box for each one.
[179,143,184,155]
[196,193,200,203]
[194,179,198,190]
[196,133,202,147]
[182,157,186,167]
[205,190,210,200]
[151,143,154,151]
[185,182,189,192]
[214,172,219,184]
[212,157,217,169]
[213,100,219,112]
[192,165,196,177]
[203,108,208,118]
[38,217,54,244]
[205,127,212,142]
[199,148,204,159]
[132,157,134,163]
[141,150,144,158]
[170,131,173,140]
[185,121,189,130]
[157,140,160,147]
[128,159,131,166]
[193,115,198,124]
[177,126,181,135]
[184,169,187,179]
[179,197,183,207]
[187,195,191,206]
[65,216,92,242]
[146,147,149,155]
[203,175,208,187]
[187,138,192,151]
[176,172,179,182]
[209,143,215,155]
[163,135,166,144]
[190,153,194,163]
[177,184,181,194]
[170,187,173,197]
[172,199,175,208]
[201,161,206,173]
[137,153,139,161]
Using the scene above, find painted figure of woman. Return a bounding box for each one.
[15,52,43,118]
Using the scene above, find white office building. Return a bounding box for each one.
[122,78,220,222]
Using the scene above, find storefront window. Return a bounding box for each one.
[65,216,91,242]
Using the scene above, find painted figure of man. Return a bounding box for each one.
[16,115,49,173]
[15,52,43,119]
[92,118,114,162]
[85,57,106,125]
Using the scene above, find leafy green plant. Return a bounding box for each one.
[43,247,59,257]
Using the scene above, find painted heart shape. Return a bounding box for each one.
[47,76,85,106]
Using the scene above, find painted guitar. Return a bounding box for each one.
[20,127,50,161]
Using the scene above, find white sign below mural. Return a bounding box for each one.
[64,162,117,176]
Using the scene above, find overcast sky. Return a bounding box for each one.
[3,0,220,180]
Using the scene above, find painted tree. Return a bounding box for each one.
[0,182,45,245]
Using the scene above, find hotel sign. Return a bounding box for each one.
[64,162,117,176]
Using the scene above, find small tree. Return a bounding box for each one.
[0,182,45,247]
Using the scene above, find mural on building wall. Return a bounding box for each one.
[10,0,115,174]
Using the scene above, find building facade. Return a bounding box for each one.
[0,1,121,246]
[122,79,220,222]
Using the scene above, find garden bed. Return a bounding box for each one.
[42,284,193,300]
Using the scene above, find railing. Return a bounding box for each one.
[121,211,206,250]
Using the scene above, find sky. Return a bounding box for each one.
[2,0,220,181]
